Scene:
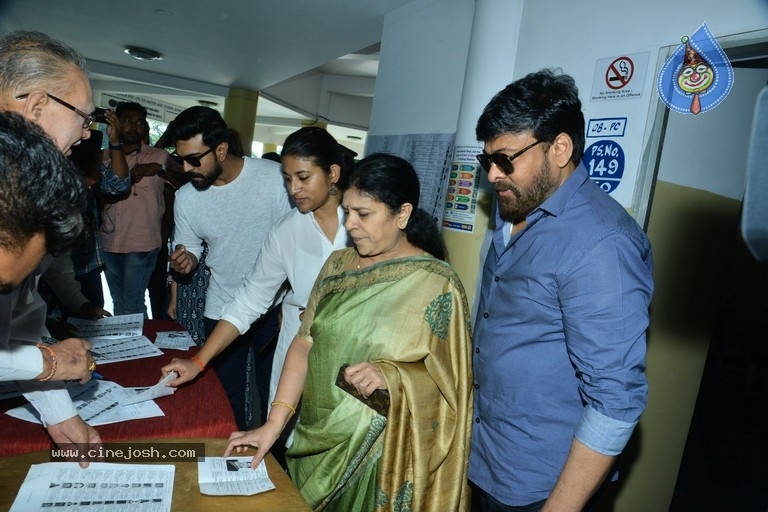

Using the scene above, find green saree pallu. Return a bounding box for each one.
[288,248,473,512]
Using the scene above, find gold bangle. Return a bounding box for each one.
[191,356,205,372]
[271,401,296,416]
[36,343,57,381]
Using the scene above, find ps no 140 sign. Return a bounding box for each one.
[585,140,624,194]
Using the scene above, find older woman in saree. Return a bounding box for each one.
[225,153,473,512]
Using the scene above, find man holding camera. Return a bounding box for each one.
[99,101,173,316]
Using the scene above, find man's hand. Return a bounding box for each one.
[47,416,103,468]
[131,162,163,180]
[78,302,112,320]
[169,244,197,275]
[38,338,97,383]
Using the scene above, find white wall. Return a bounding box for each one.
[369,0,475,136]
[514,0,768,207]
[263,73,376,131]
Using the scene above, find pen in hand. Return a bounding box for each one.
[40,336,57,346]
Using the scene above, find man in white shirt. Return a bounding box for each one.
[0,30,103,465]
[165,106,292,430]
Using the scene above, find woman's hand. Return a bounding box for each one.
[224,420,282,468]
[166,302,176,320]
[160,357,201,386]
[167,281,177,320]
[344,361,387,398]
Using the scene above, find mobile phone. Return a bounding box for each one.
[335,363,390,416]
[92,107,108,123]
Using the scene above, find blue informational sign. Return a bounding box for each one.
[584,140,625,194]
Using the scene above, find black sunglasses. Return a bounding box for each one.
[170,147,214,167]
[476,140,544,175]
[16,92,94,129]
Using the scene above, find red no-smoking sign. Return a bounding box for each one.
[605,57,634,90]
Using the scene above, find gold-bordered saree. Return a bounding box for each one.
[287,248,473,512]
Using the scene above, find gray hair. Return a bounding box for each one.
[0,30,88,105]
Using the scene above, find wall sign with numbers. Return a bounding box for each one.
[584,140,625,194]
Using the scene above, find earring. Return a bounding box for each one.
[328,183,338,196]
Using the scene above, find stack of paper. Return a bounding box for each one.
[69,314,163,364]
[153,331,196,351]
[5,374,175,426]
[10,463,175,512]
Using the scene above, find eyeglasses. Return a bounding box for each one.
[16,92,94,129]
[170,147,214,167]
[476,140,545,175]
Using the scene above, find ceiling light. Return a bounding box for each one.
[198,100,219,107]
[124,46,163,61]
[347,135,362,141]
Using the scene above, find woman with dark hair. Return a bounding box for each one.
[224,153,473,512]
[162,126,354,441]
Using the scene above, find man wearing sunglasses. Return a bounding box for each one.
[99,101,174,317]
[163,106,292,431]
[469,69,654,512]
[0,30,104,467]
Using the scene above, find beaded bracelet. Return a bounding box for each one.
[271,401,296,416]
[36,343,57,381]
[191,356,205,372]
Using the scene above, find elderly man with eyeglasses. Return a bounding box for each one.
[0,30,109,467]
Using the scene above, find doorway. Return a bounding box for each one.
[649,35,768,512]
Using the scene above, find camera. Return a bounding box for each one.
[92,107,108,124]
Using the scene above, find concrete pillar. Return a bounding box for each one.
[445,0,524,306]
[223,87,259,154]
[262,143,279,154]
[301,119,327,129]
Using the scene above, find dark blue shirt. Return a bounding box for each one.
[468,163,653,506]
